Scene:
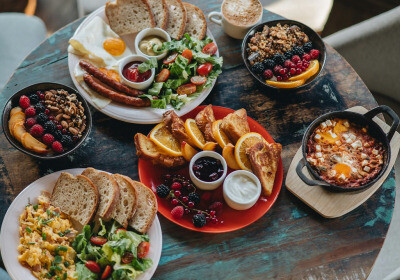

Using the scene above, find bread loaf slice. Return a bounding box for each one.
[147,0,168,29]
[183,3,207,39]
[164,0,186,39]
[105,0,156,36]
[81,168,120,221]
[111,174,138,228]
[50,172,99,226]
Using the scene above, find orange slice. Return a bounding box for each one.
[203,142,218,151]
[266,79,305,89]
[222,143,241,170]
[289,60,319,81]
[149,123,182,156]
[212,120,231,148]
[234,132,264,171]
[184,118,206,149]
[181,141,198,161]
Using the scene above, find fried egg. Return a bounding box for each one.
[330,152,356,180]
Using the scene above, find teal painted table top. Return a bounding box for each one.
[0,1,396,279]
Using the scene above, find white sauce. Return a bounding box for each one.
[225,174,259,203]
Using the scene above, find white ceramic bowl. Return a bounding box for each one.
[189,151,228,191]
[135,27,171,60]
[223,170,261,210]
[118,55,155,90]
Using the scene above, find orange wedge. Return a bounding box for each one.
[181,141,198,161]
[203,142,218,151]
[212,120,231,148]
[222,144,241,170]
[266,79,305,89]
[234,132,264,171]
[149,123,182,156]
[184,118,206,149]
[289,60,319,81]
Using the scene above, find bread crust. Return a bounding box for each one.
[112,174,138,228]
[79,174,100,224]
[183,2,207,39]
[165,0,186,39]
[160,0,169,29]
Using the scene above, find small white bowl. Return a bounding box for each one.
[189,151,228,191]
[135,27,171,60]
[223,170,261,210]
[118,55,155,90]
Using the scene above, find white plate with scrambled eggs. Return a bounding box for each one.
[0,168,162,280]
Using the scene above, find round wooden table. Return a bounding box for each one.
[0,2,396,279]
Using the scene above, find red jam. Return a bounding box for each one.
[122,61,151,83]
[193,157,224,182]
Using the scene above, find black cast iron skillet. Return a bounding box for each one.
[2,82,92,160]
[296,105,399,192]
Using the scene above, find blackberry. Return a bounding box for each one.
[262,59,275,70]
[284,50,294,60]
[303,42,313,53]
[251,62,265,74]
[272,53,285,65]
[61,135,73,148]
[36,113,48,124]
[34,103,46,113]
[192,213,206,228]
[156,184,170,198]
[292,46,305,56]
[28,94,40,105]
[44,121,56,133]
[53,130,63,140]
[188,192,200,206]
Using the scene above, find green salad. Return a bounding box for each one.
[138,34,223,110]
[73,219,152,280]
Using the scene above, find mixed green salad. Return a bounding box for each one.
[138,34,223,110]
[73,219,152,280]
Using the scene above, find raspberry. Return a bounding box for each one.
[277,76,283,81]
[156,184,170,198]
[310,49,320,59]
[289,68,296,75]
[296,68,302,75]
[19,95,30,109]
[36,113,48,124]
[25,107,36,117]
[26,118,36,127]
[264,69,273,79]
[171,182,182,190]
[302,53,311,61]
[61,135,73,148]
[42,134,55,146]
[273,65,282,74]
[171,206,184,219]
[292,55,301,64]
[30,124,44,138]
[279,68,286,75]
[51,141,63,153]
[28,94,40,105]
[209,201,223,212]
[284,60,293,69]
[303,61,310,68]
[188,192,200,205]
[192,214,206,228]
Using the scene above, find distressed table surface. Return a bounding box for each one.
[0,1,396,279]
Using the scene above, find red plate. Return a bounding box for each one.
[138,106,283,233]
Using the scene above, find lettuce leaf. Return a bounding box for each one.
[138,58,158,73]
[76,263,97,280]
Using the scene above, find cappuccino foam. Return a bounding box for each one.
[222,0,262,26]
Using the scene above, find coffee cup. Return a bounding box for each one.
[208,0,263,39]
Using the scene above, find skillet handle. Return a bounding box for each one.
[296,158,330,187]
[364,105,400,141]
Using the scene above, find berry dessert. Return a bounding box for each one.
[246,23,321,88]
[8,89,87,155]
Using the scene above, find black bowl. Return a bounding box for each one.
[2,83,92,160]
[241,19,327,91]
[296,105,399,192]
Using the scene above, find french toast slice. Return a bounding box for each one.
[195,104,216,142]
[163,110,194,145]
[220,108,250,144]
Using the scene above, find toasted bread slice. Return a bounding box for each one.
[50,172,99,226]
[81,168,120,221]
[105,0,155,36]
[221,109,250,144]
[183,3,207,39]
[134,133,186,168]
[164,0,186,39]
[195,105,216,142]
[124,178,157,234]
[148,0,168,29]
[247,141,282,196]
[110,174,137,228]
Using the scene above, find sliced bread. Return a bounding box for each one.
[105,0,156,36]
[164,0,186,39]
[111,174,138,228]
[147,0,169,29]
[50,172,99,226]
[126,178,157,234]
[81,168,120,221]
[183,3,207,39]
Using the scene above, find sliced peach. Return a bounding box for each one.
[9,112,25,137]
[222,143,241,170]
[181,141,198,162]
[21,132,48,154]
[203,142,218,151]
[10,106,23,117]
[12,121,26,142]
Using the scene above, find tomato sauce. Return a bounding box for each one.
[122,61,151,83]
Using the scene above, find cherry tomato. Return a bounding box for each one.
[137,241,150,259]
[101,265,112,280]
[90,236,107,246]
[115,228,127,233]
[85,261,101,274]
[177,83,197,95]
[190,76,207,85]
[181,49,193,63]
[197,63,213,76]
[156,69,170,82]
[202,42,217,56]
[122,252,134,264]
[163,52,178,64]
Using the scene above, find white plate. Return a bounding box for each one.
[0,168,162,280]
[68,6,220,124]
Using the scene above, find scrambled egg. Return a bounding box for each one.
[18,194,78,280]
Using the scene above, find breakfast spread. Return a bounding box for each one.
[306,118,386,188]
